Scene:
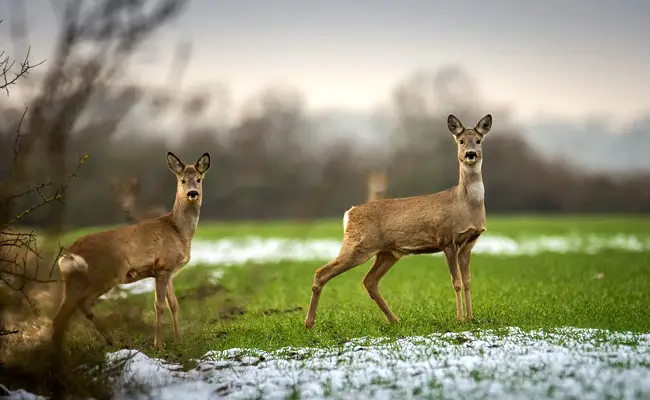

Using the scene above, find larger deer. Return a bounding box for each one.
[52,152,210,353]
[305,114,492,329]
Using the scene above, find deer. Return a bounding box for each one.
[110,176,167,223]
[305,114,492,329]
[51,152,210,353]
[367,170,389,202]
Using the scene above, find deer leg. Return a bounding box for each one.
[77,288,115,346]
[362,252,400,324]
[458,239,478,321]
[305,245,370,329]
[443,246,464,321]
[51,278,86,357]
[154,274,170,349]
[165,278,181,341]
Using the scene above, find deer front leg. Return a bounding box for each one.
[458,243,477,321]
[443,247,464,321]
[153,274,170,349]
[166,278,182,341]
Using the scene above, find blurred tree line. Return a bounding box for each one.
[2,66,650,230]
[1,12,649,230]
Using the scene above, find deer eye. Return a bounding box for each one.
[181,179,186,184]
[476,139,481,144]
[197,178,201,183]
[459,139,465,145]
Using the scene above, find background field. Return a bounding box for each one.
[3,215,650,399]
[62,215,650,357]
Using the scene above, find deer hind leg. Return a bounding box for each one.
[305,244,371,329]
[443,246,464,321]
[362,252,400,324]
[458,238,479,321]
[165,278,181,341]
[77,286,116,346]
[52,276,87,357]
[153,273,170,349]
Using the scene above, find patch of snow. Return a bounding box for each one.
[1,384,46,400]
[189,234,650,263]
[7,327,650,400]
[102,234,650,299]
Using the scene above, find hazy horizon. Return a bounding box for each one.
[1,0,649,129]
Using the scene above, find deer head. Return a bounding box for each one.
[166,152,211,205]
[447,114,492,169]
[110,177,140,210]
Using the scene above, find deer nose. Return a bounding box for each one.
[187,190,199,200]
[465,150,477,160]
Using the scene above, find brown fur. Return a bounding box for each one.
[367,170,388,202]
[110,177,167,223]
[305,114,492,329]
[51,152,211,353]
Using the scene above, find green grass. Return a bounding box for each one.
[4,215,650,396]
[56,215,650,363]
[65,249,650,365]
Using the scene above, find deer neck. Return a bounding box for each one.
[457,160,484,205]
[171,195,201,242]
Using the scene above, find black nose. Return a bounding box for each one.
[187,190,199,198]
[465,151,477,159]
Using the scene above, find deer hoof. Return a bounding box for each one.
[304,319,315,329]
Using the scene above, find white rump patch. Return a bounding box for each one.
[343,207,354,232]
[57,253,88,274]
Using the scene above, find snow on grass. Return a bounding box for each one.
[187,234,650,264]
[8,327,650,400]
[104,233,650,298]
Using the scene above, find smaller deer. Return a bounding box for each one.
[305,114,492,329]
[367,170,389,202]
[110,177,167,223]
[52,152,210,353]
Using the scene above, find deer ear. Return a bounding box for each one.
[195,153,210,174]
[167,152,185,175]
[475,114,492,136]
[447,114,464,136]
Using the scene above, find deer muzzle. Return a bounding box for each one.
[187,190,200,201]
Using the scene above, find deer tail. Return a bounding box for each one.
[57,253,88,277]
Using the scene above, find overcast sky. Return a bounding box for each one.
[2,0,649,126]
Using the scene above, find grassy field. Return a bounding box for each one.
[4,215,650,399]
